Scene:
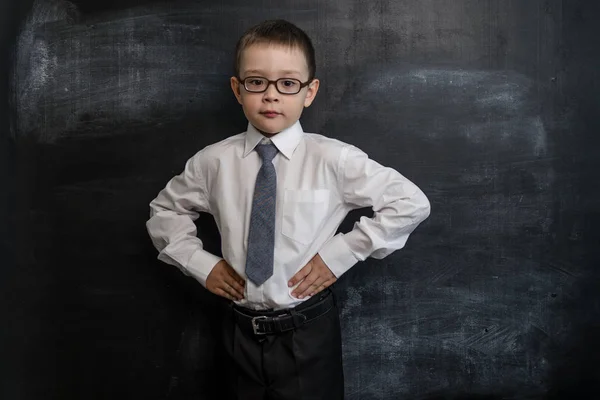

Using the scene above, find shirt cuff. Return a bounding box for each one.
[318,233,360,278]
[185,249,223,287]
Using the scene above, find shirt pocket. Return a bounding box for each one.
[282,189,330,245]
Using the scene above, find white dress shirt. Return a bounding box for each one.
[146,121,430,310]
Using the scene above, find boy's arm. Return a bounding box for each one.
[318,145,431,278]
[146,154,222,287]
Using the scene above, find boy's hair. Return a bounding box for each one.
[234,19,316,81]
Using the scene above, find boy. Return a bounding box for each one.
[146,19,430,400]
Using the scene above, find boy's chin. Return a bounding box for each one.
[253,122,287,136]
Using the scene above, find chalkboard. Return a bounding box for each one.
[2,0,599,399]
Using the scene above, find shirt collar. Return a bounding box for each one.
[243,121,304,160]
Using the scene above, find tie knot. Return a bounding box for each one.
[256,143,278,162]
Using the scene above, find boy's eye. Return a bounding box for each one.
[248,79,266,87]
[281,80,298,87]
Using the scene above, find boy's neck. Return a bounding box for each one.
[253,125,280,138]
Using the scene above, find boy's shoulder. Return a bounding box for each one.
[190,132,246,160]
[303,131,358,160]
[303,131,347,147]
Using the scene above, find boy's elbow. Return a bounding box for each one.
[148,196,171,218]
[147,204,161,223]
[415,189,431,222]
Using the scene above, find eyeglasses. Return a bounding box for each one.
[238,76,312,95]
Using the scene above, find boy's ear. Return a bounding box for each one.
[303,78,320,108]
[230,76,243,105]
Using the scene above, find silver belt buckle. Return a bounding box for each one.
[252,316,269,335]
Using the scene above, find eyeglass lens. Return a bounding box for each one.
[244,77,301,94]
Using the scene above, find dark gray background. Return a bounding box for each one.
[1,0,598,399]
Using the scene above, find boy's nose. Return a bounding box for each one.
[263,82,280,101]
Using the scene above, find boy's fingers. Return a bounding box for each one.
[216,261,244,286]
[214,288,235,301]
[213,288,233,300]
[221,281,243,300]
[308,277,327,294]
[290,272,312,295]
[225,277,245,297]
[310,278,336,296]
[209,267,243,300]
[292,271,319,298]
[288,264,312,287]
[224,263,246,286]
[226,269,246,287]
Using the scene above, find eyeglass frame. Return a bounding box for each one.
[236,76,314,95]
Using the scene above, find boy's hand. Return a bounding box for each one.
[288,254,337,299]
[206,260,245,301]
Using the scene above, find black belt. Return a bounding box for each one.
[233,290,334,336]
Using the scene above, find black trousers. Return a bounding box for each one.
[221,289,345,400]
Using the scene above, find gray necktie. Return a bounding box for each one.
[245,143,278,286]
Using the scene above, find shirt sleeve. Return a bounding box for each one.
[318,144,431,278]
[145,152,222,287]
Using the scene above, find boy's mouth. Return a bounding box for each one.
[260,111,281,118]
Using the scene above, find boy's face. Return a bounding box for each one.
[230,43,319,136]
